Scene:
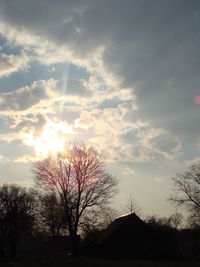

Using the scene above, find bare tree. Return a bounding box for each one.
[187,210,200,229]
[145,212,182,230]
[38,192,66,237]
[123,194,141,215]
[169,212,183,230]
[0,184,36,259]
[80,206,119,238]
[170,162,200,223]
[36,192,68,259]
[33,143,118,257]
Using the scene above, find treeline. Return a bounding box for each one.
[84,210,200,261]
[0,184,65,260]
[1,144,200,261]
[0,183,117,260]
[0,143,119,260]
[144,215,200,260]
[0,183,200,261]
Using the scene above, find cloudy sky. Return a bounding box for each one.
[0,0,200,217]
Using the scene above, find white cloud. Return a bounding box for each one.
[12,155,36,163]
[0,51,30,77]
[184,157,200,167]
[0,79,58,112]
[139,128,181,160]
[0,154,8,163]
[0,132,23,143]
[123,167,135,176]
[0,13,183,166]
[75,107,178,163]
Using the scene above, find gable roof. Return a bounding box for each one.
[96,212,148,245]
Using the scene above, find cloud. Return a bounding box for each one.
[0,79,58,112]
[0,132,24,143]
[123,167,135,176]
[147,132,181,160]
[184,157,200,167]
[75,106,179,162]
[0,0,198,143]
[138,128,181,160]
[0,154,8,163]
[0,0,198,167]
[0,50,30,77]
[58,79,91,97]
[0,0,199,218]
[12,155,36,163]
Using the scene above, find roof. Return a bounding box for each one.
[96,212,147,245]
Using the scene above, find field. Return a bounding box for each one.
[0,258,199,267]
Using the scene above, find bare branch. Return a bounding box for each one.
[169,161,200,224]
[32,142,118,257]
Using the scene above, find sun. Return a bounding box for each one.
[24,120,72,159]
[34,125,64,158]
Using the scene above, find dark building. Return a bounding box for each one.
[82,213,157,259]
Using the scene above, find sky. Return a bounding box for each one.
[0,0,200,218]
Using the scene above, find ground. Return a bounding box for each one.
[0,259,199,267]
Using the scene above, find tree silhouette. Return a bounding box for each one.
[33,143,118,257]
[170,162,200,224]
[38,192,66,237]
[81,206,118,238]
[124,194,141,215]
[0,184,36,259]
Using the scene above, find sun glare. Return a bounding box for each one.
[24,120,72,159]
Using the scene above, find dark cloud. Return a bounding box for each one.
[0,81,48,111]
[0,0,200,148]
[0,0,196,141]
[150,133,180,157]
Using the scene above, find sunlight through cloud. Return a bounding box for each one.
[24,120,72,159]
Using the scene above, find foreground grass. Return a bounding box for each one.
[0,258,200,267]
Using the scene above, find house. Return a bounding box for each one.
[82,212,157,259]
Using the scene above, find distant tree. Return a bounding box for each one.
[145,214,181,257]
[38,192,66,237]
[37,192,68,259]
[170,162,200,225]
[145,215,169,229]
[123,194,141,215]
[33,143,118,257]
[169,212,183,230]
[80,206,118,238]
[0,184,36,259]
[145,213,182,230]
